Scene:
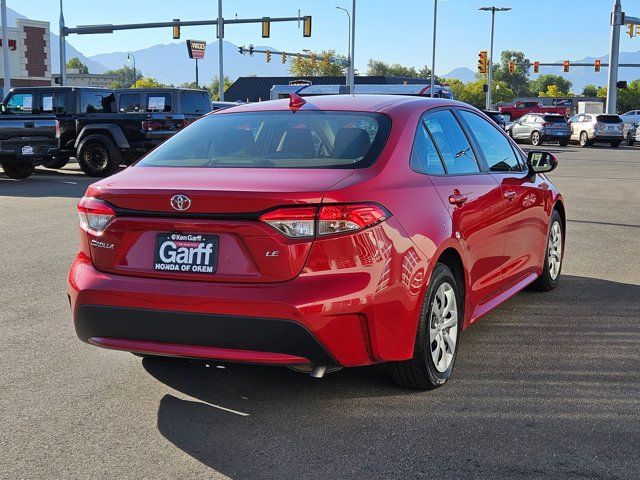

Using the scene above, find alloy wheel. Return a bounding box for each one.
[84,144,109,171]
[428,282,458,373]
[548,220,562,280]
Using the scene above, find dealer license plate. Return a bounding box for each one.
[154,233,218,274]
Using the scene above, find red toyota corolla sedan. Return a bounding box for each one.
[68,95,565,389]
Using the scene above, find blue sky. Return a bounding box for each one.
[9,0,639,75]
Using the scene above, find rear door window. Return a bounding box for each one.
[40,92,65,113]
[410,119,445,175]
[80,92,116,113]
[180,91,211,114]
[119,93,142,112]
[147,94,172,112]
[423,110,480,174]
[6,93,33,114]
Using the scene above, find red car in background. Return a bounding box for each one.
[68,95,565,390]
[499,101,570,121]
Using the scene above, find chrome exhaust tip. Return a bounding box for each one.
[309,365,327,379]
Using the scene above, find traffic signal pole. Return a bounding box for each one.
[486,8,495,110]
[217,0,224,100]
[607,0,623,114]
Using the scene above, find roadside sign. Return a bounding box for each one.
[289,79,312,86]
[186,40,206,59]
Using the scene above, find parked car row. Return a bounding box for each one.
[0,86,213,179]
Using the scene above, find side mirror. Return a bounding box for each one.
[527,151,558,174]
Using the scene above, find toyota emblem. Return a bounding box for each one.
[170,194,191,211]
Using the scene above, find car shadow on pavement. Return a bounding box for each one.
[144,274,640,479]
[0,166,95,198]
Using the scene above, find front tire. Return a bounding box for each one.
[531,131,542,146]
[388,263,462,390]
[530,209,563,291]
[627,139,635,146]
[2,162,35,179]
[579,131,590,147]
[77,135,121,178]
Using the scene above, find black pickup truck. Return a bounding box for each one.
[0,114,59,179]
[1,86,212,177]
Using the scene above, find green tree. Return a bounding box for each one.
[66,57,89,74]
[539,84,571,98]
[289,50,346,76]
[178,81,207,90]
[492,50,531,96]
[132,77,165,88]
[366,59,433,79]
[104,65,140,88]
[456,79,514,108]
[582,84,599,97]
[529,74,573,97]
[443,78,465,102]
[208,76,232,101]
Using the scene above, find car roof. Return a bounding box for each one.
[216,94,467,114]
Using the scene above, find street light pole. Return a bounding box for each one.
[217,0,225,101]
[1,0,10,94]
[430,0,437,98]
[59,0,67,86]
[480,6,510,109]
[606,0,623,114]
[349,0,356,94]
[126,53,136,86]
[336,6,351,91]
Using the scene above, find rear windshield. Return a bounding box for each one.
[543,115,566,123]
[596,115,622,124]
[137,111,391,169]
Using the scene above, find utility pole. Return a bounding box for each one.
[336,6,351,92]
[59,0,67,85]
[430,0,437,98]
[349,0,356,94]
[607,0,623,114]
[1,0,10,95]
[480,6,510,109]
[217,0,224,101]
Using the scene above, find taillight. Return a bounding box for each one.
[260,207,317,238]
[542,122,552,127]
[55,120,60,139]
[618,124,624,131]
[259,203,391,238]
[141,120,166,131]
[77,196,116,234]
[595,122,604,129]
[318,204,390,235]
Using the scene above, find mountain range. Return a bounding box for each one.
[7,6,640,92]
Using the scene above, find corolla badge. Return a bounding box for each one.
[170,194,191,211]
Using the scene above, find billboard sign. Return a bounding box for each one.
[186,40,206,59]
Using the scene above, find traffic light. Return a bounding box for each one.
[595,59,601,72]
[477,50,488,74]
[563,60,570,73]
[303,16,312,37]
[508,60,516,74]
[266,50,271,63]
[262,17,270,38]
[248,44,254,56]
[627,23,636,38]
[238,46,244,55]
[533,61,540,74]
[172,18,180,39]
[281,52,287,64]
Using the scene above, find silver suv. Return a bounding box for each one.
[507,113,570,147]
[568,113,624,148]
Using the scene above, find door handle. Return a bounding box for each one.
[503,190,516,200]
[448,192,468,206]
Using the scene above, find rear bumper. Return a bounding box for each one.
[0,144,59,162]
[68,254,399,367]
[592,133,623,141]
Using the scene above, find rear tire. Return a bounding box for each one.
[610,141,621,148]
[77,134,121,178]
[42,155,70,169]
[530,131,542,146]
[530,209,563,292]
[579,131,590,147]
[2,162,35,179]
[558,139,569,147]
[388,263,462,390]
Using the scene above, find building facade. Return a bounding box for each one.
[0,18,52,96]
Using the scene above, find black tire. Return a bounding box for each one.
[42,155,70,169]
[2,162,35,179]
[388,263,462,390]
[558,139,569,147]
[77,134,121,178]
[627,139,635,147]
[530,131,542,146]
[530,209,563,292]
[610,141,621,148]
[579,131,590,147]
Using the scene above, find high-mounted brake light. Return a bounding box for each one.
[77,196,116,234]
[259,203,390,238]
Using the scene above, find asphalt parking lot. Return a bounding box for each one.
[1,146,639,479]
